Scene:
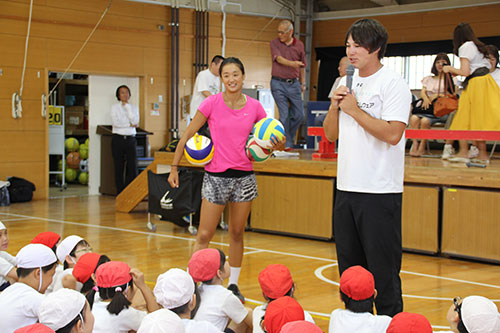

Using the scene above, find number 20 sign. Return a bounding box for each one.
[49,105,63,126]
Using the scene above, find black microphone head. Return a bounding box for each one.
[346,64,355,76]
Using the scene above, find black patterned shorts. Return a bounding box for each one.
[201,173,258,205]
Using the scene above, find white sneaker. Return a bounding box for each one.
[442,144,455,159]
[468,145,479,159]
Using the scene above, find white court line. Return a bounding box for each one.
[0,212,336,263]
[314,263,500,302]
[2,211,500,300]
[0,217,37,222]
[243,250,265,256]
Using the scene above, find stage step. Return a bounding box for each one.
[116,162,156,213]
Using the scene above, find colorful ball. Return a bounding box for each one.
[79,144,89,160]
[79,159,88,173]
[57,159,66,171]
[78,172,89,185]
[65,168,77,182]
[66,152,81,169]
[246,136,272,162]
[85,138,89,146]
[253,118,285,149]
[184,134,214,166]
[65,137,79,152]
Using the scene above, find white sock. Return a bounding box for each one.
[228,266,241,286]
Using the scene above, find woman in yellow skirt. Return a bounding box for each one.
[443,22,500,164]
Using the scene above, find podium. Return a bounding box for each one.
[96,125,152,195]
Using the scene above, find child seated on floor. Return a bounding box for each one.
[329,265,392,333]
[53,235,92,292]
[154,267,222,332]
[138,308,185,333]
[253,264,315,333]
[386,312,432,333]
[0,243,57,332]
[89,261,160,333]
[30,231,61,294]
[72,252,110,296]
[0,221,17,291]
[188,248,253,333]
[440,295,500,333]
[263,296,306,333]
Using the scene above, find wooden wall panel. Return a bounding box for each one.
[0,162,48,200]
[442,188,500,262]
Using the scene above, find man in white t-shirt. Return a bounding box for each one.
[190,55,224,120]
[329,266,391,333]
[323,18,411,317]
[0,244,58,332]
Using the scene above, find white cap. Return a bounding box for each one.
[56,235,83,263]
[137,309,185,333]
[154,268,195,309]
[16,244,57,268]
[39,288,86,330]
[462,296,500,333]
[0,221,5,230]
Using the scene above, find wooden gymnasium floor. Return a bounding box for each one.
[2,180,500,332]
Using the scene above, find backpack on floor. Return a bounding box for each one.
[7,177,36,203]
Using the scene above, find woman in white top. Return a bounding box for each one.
[486,44,500,87]
[111,85,140,193]
[443,22,500,164]
[409,53,457,157]
[0,221,17,291]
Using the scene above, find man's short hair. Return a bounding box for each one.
[345,18,388,60]
[211,55,224,65]
[279,19,294,32]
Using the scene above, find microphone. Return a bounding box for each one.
[346,64,355,93]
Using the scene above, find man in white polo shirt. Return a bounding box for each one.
[324,18,411,317]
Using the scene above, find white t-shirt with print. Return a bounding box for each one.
[92,298,147,333]
[182,318,222,333]
[193,284,248,331]
[337,66,411,193]
[190,69,221,119]
[328,308,391,333]
[0,282,45,332]
[252,304,315,333]
[458,41,491,74]
[0,251,16,286]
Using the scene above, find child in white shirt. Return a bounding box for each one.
[253,264,315,333]
[154,268,222,333]
[0,221,17,291]
[89,261,160,333]
[329,265,392,333]
[53,235,92,292]
[189,248,253,333]
[0,243,57,332]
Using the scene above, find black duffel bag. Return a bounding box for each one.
[7,177,36,202]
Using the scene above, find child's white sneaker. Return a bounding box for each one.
[441,144,455,159]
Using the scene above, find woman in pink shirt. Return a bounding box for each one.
[169,57,285,302]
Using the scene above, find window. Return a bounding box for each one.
[382,54,461,89]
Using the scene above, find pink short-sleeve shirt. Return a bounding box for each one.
[198,93,267,173]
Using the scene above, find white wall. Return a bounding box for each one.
[88,75,139,195]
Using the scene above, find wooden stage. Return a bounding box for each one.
[117,151,500,263]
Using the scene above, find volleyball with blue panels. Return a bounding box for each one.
[184,134,214,166]
[253,118,285,149]
[246,136,272,162]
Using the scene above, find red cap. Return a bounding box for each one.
[386,312,433,333]
[280,320,322,332]
[15,324,55,333]
[258,264,294,299]
[73,252,101,283]
[188,248,220,283]
[264,296,305,333]
[95,261,131,288]
[340,265,375,301]
[30,232,60,249]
